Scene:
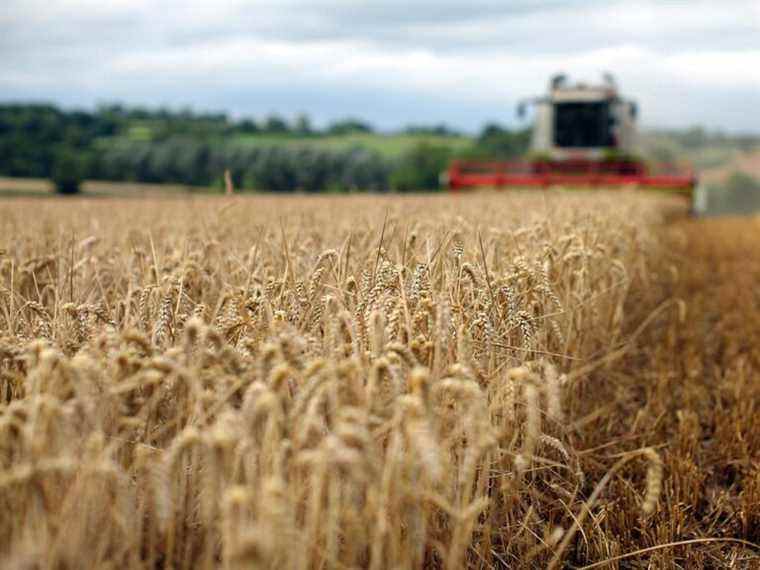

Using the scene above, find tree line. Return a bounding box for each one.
[0,103,532,193]
[91,139,392,192]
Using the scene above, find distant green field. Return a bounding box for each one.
[230,133,473,157]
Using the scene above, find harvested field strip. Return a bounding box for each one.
[562,215,760,567]
[0,194,757,568]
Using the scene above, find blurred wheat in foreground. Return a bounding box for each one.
[0,193,758,569]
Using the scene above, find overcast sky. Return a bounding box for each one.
[2,0,759,132]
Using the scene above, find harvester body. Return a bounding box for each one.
[448,75,696,195]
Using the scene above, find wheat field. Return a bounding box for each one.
[0,192,757,569]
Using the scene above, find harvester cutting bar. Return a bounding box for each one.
[448,159,696,192]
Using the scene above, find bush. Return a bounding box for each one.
[241,146,391,193]
[338,148,392,192]
[472,124,530,159]
[51,150,84,194]
[390,143,451,192]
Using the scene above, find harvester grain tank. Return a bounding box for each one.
[447,74,697,197]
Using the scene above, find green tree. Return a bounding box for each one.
[237,119,259,134]
[470,124,531,159]
[264,115,289,134]
[327,119,373,136]
[294,114,313,136]
[51,150,84,194]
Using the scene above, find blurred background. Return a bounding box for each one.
[1,0,759,211]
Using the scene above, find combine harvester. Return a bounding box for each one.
[448,74,699,203]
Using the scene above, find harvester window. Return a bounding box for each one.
[553,102,614,148]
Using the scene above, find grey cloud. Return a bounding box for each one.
[1,0,758,131]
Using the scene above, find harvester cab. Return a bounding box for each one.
[448,73,697,199]
[526,73,637,161]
